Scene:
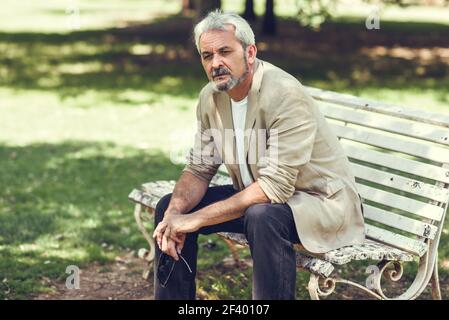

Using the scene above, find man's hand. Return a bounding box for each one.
[160,234,186,261]
[153,213,202,259]
[153,213,202,243]
[152,171,209,260]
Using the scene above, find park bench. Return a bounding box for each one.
[128,86,449,300]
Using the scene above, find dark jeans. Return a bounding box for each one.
[154,184,301,300]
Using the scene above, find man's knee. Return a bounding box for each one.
[244,203,274,229]
[244,203,294,233]
[155,193,172,224]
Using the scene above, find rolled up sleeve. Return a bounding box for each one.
[257,89,317,203]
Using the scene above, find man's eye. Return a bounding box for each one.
[203,55,212,60]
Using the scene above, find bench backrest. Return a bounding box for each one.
[306,86,449,257]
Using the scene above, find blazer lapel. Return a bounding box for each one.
[213,92,233,130]
[244,59,264,163]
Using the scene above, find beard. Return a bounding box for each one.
[211,55,250,92]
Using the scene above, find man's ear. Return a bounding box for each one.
[246,44,257,64]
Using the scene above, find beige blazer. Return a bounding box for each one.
[183,59,365,254]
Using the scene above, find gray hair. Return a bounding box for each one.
[193,10,255,54]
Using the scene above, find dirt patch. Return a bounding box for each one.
[30,251,447,300]
[31,252,154,300]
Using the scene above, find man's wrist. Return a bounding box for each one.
[190,210,206,229]
[165,207,183,216]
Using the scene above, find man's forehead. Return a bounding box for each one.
[199,26,239,52]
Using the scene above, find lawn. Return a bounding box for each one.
[1,0,449,300]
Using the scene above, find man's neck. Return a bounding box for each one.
[227,63,256,102]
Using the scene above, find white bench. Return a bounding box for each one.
[128,86,449,300]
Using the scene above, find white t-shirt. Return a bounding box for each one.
[231,96,253,188]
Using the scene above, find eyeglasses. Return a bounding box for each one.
[157,252,193,288]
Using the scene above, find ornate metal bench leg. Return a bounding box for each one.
[134,203,156,279]
[308,274,321,300]
[308,271,385,300]
[221,236,241,264]
[308,274,340,300]
[431,254,442,300]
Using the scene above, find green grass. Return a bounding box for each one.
[1,0,449,300]
[0,142,182,299]
[0,0,182,33]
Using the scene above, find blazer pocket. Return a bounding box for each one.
[325,178,345,198]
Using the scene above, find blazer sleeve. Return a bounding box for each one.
[257,88,317,203]
[182,97,222,183]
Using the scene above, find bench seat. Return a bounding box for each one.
[130,179,415,266]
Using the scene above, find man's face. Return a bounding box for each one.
[199,25,249,92]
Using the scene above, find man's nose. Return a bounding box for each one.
[211,54,223,69]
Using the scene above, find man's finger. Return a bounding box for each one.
[161,231,168,253]
[157,237,162,250]
[163,226,171,244]
[152,224,159,238]
[167,239,179,261]
[157,232,163,249]
[153,223,163,249]
[152,225,160,248]
[157,223,167,250]
[153,221,165,237]
[177,236,185,254]
[161,226,172,252]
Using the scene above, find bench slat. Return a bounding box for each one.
[350,163,449,203]
[217,232,416,265]
[320,103,449,146]
[364,205,437,240]
[342,144,449,184]
[324,239,415,265]
[365,224,428,257]
[332,124,449,164]
[356,183,444,221]
[295,253,335,277]
[216,232,336,277]
[306,86,449,129]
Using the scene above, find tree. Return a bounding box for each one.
[242,0,257,21]
[194,0,222,19]
[181,0,195,16]
[262,0,276,35]
[295,0,335,29]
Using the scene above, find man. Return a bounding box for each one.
[153,10,365,300]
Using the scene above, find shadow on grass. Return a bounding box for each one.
[0,15,448,107]
[0,141,182,299]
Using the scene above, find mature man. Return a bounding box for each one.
[153,10,365,300]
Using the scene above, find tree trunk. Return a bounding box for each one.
[182,0,195,10]
[190,0,222,54]
[195,0,222,19]
[262,0,276,35]
[181,0,195,16]
[242,0,257,21]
